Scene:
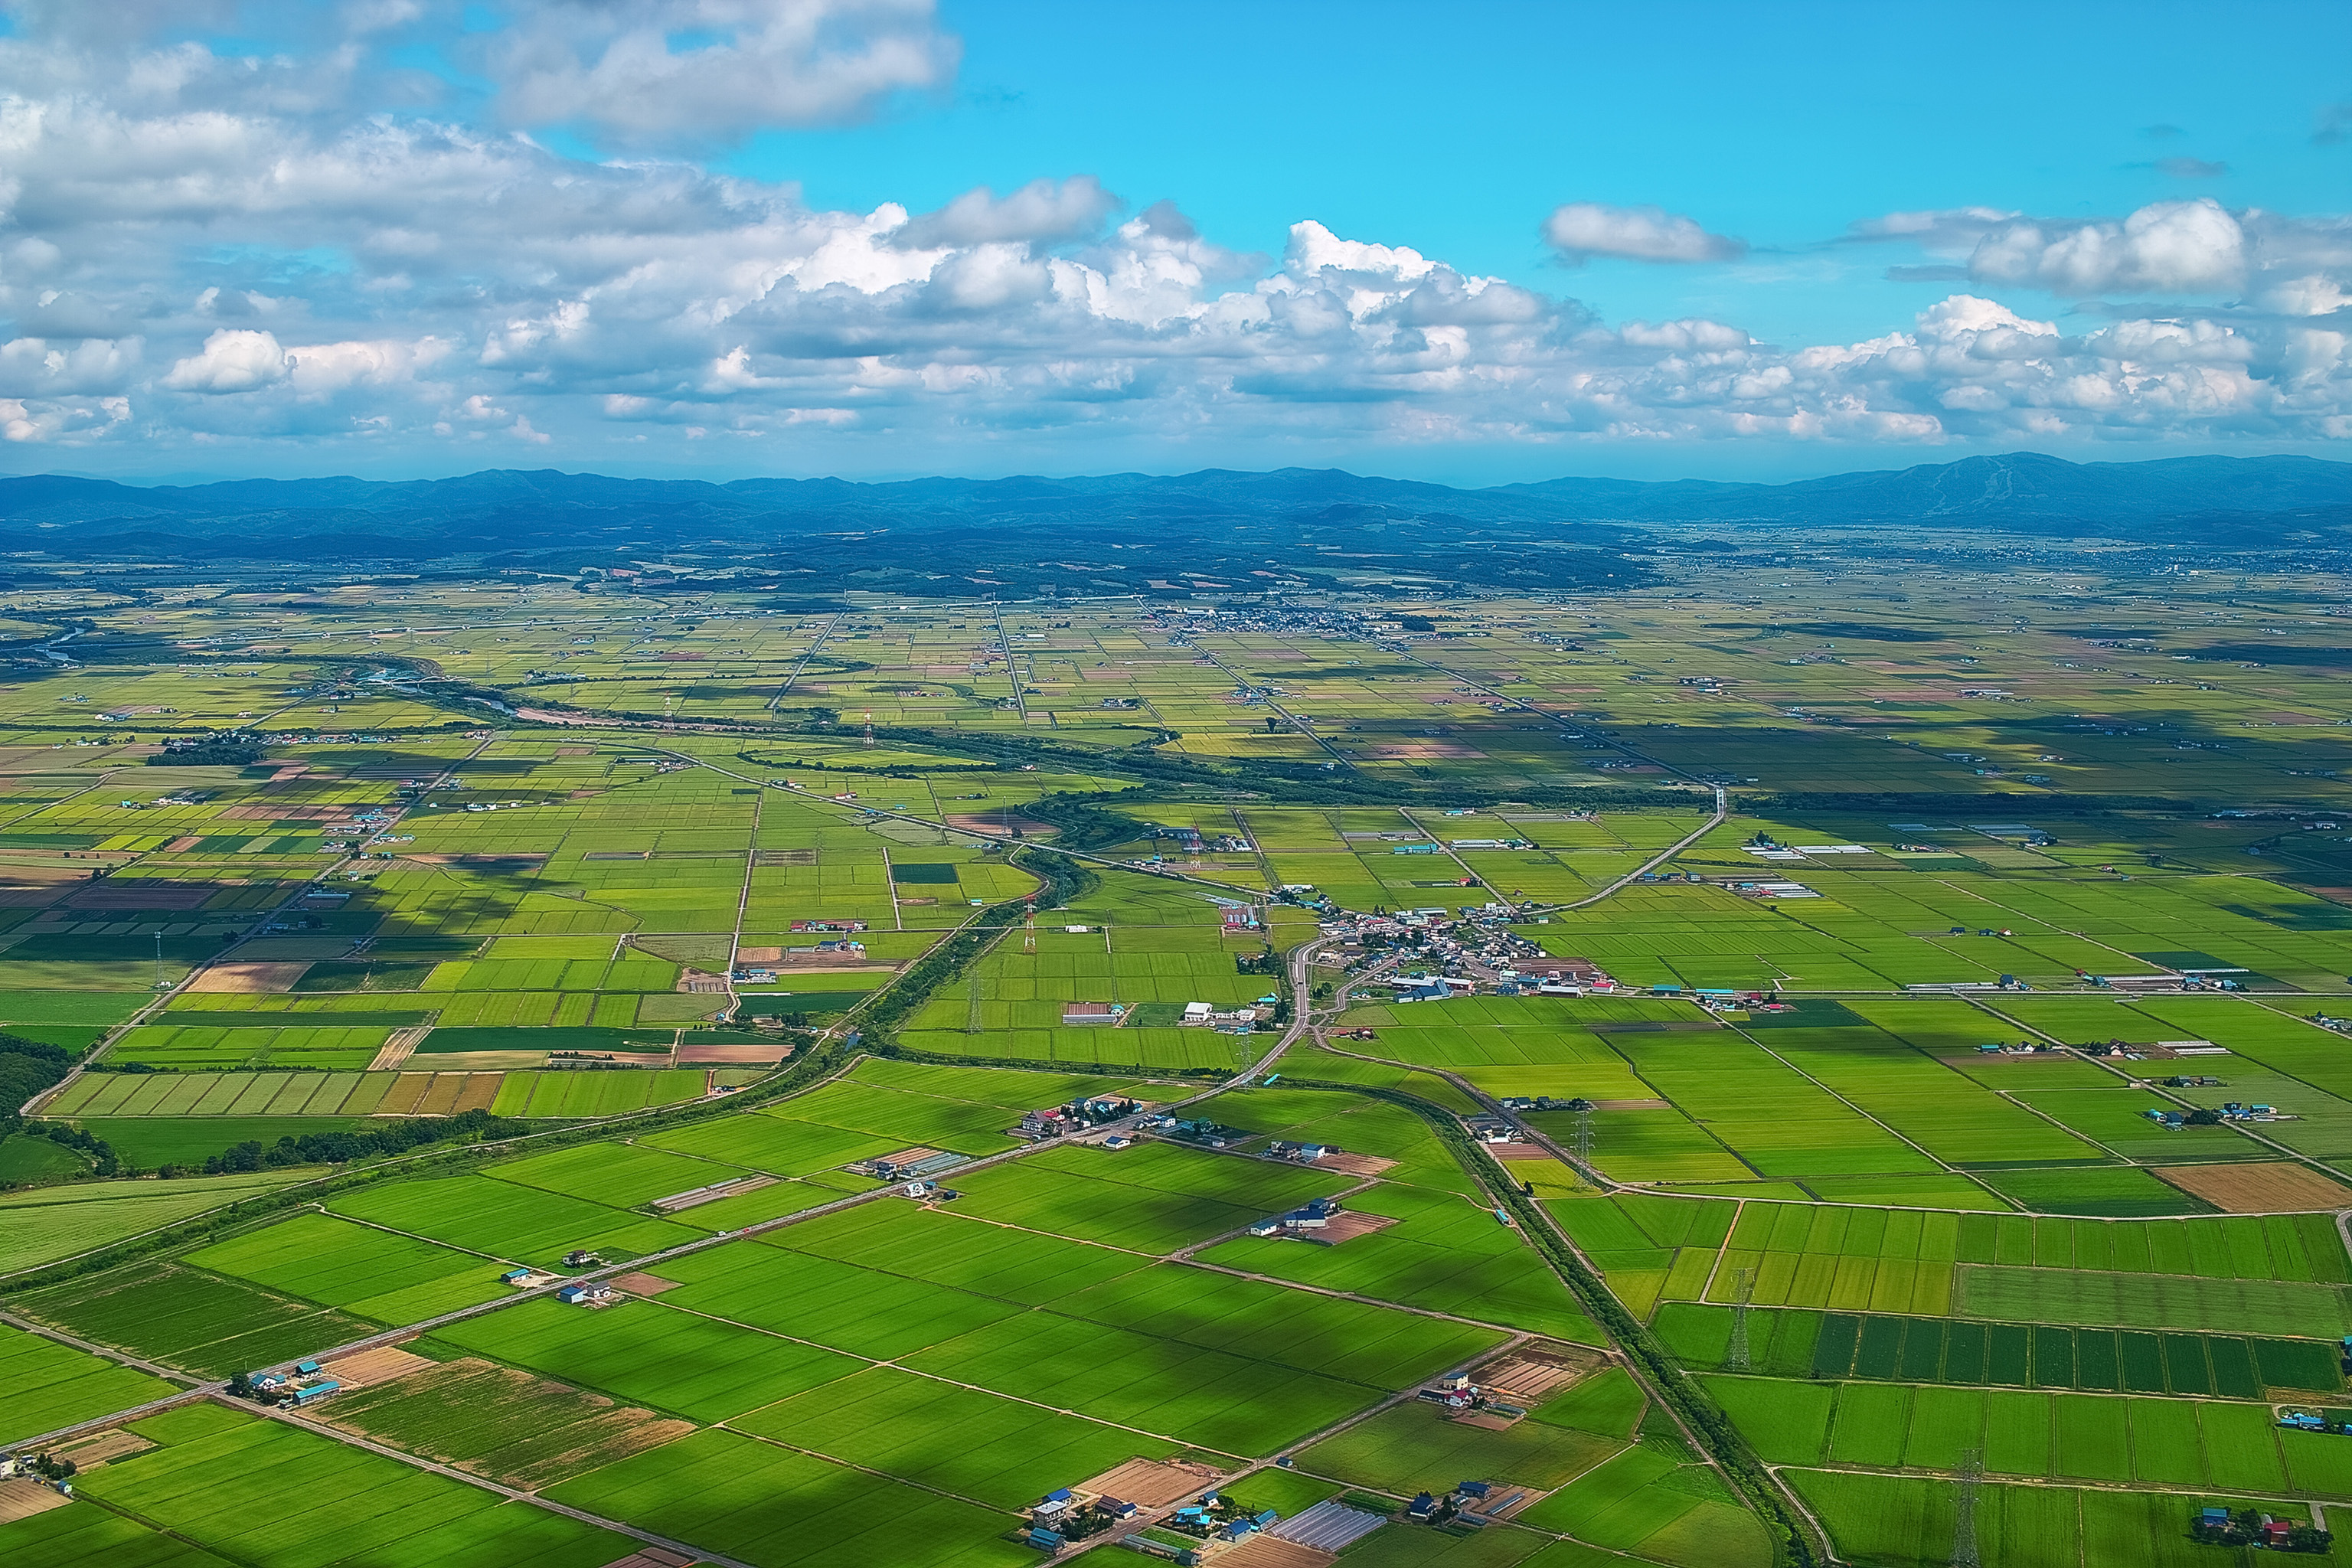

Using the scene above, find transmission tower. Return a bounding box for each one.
[1022,903,1037,953]
[1572,1103,1594,1168]
[965,971,983,1034]
[1951,1447,1983,1568]
[1726,1266,1756,1372]
[862,710,875,748]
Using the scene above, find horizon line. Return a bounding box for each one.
[5,447,2346,497]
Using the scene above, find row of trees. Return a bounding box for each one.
[179,1108,522,1176]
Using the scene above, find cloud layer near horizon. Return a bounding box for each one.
[0,2,2343,469]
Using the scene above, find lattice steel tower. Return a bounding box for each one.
[1952,1446,1983,1568]
[1725,1266,1756,1372]
[1572,1103,1594,1168]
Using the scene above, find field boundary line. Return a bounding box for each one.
[1178,1258,1530,1336]
[717,1421,1036,1519]
[0,1305,206,1389]
[22,727,506,1116]
[254,1398,764,1568]
[654,733,1292,903]
[1188,642,1356,772]
[6,933,1332,1443]
[656,1297,1257,1462]
[767,610,843,711]
[725,785,762,989]
[990,603,1028,724]
[1771,1458,2352,1511]
[1697,1200,1743,1305]
[1723,1017,1973,1180]
[1969,996,2352,1193]
[327,1210,527,1266]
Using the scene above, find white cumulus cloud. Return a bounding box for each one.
[164,329,290,393]
[1543,202,1746,264]
[491,0,961,146]
[0,5,2334,460]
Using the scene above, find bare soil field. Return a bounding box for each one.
[189,962,313,993]
[676,1042,789,1064]
[320,1344,436,1387]
[0,1478,71,1524]
[2154,1161,2352,1213]
[1080,1456,1226,1508]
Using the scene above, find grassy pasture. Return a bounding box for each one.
[1054,1265,1507,1388]
[1788,1467,2330,1568]
[777,1080,1035,1154]
[486,1069,710,1119]
[429,1297,861,1423]
[545,1427,1034,1568]
[1199,1181,1603,1342]
[0,1502,235,1568]
[7,1259,379,1377]
[1511,1436,1774,1568]
[652,1240,1030,1358]
[1712,1372,2352,1500]
[188,1210,507,1323]
[732,1364,1181,1508]
[0,1320,177,1442]
[760,1200,1150,1304]
[328,1174,707,1265]
[482,1139,750,1209]
[900,1307,1380,1455]
[76,1404,635,1568]
[1297,1398,1623,1494]
[0,1170,311,1274]
[1658,1302,2341,1397]
[637,1109,903,1174]
[946,1139,1344,1253]
[1954,1264,2352,1337]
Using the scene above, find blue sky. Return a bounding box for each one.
[0,0,2345,484]
[746,0,2349,348]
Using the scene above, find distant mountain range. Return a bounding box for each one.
[0,452,2343,567]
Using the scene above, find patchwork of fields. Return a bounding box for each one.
[8,572,2352,1568]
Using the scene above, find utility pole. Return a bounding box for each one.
[1726,1266,1756,1372]
[1952,1447,1983,1568]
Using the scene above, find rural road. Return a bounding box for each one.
[2,930,1341,1456]
[1553,782,1728,910]
[19,730,504,1119]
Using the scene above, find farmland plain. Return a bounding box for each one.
[5,560,2352,1565]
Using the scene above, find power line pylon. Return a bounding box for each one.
[1726,1266,1756,1372]
[1952,1446,1983,1568]
[1022,903,1037,953]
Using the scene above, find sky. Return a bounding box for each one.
[0,0,2346,485]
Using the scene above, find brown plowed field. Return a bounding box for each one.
[2154,1161,2352,1213]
